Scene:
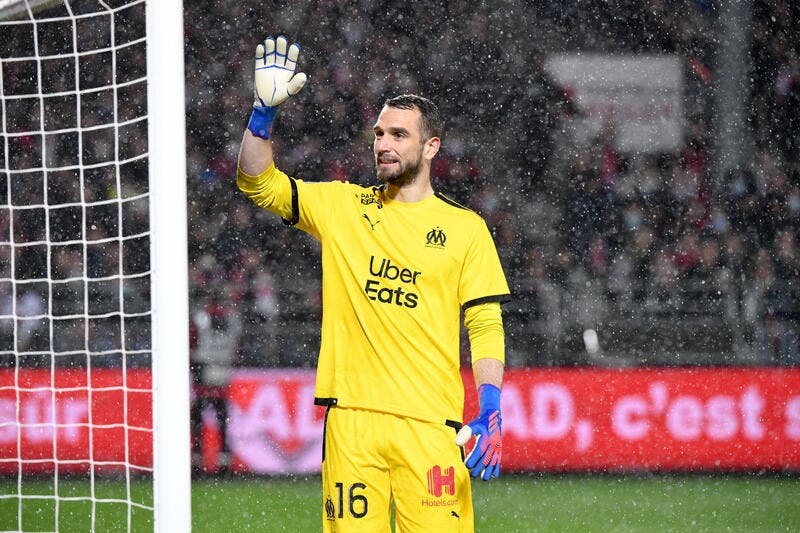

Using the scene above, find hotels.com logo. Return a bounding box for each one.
[426,465,455,497]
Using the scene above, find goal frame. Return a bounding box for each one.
[0,0,191,529]
[146,1,191,532]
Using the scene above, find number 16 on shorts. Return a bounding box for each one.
[325,482,368,521]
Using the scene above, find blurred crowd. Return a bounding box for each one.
[183,0,799,374]
[1,1,798,374]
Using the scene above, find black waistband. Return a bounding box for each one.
[314,397,338,406]
[445,419,462,430]
[314,398,462,429]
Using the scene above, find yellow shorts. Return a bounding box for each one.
[321,406,474,533]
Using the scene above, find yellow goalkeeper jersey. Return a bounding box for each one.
[238,164,510,425]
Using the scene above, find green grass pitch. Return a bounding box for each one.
[1,474,798,531]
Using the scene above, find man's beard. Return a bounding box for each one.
[376,153,423,187]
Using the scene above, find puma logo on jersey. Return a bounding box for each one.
[363,214,380,230]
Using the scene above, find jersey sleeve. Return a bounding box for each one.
[458,219,511,310]
[237,162,347,241]
[237,162,296,223]
[464,301,505,364]
[292,181,349,241]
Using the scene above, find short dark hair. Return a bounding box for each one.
[384,94,442,141]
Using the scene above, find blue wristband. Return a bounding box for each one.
[478,384,501,412]
[247,105,278,139]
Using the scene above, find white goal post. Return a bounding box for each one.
[146,0,191,532]
[0,1,190,531]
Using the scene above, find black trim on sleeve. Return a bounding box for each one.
[281,177,300,226]
[435,191,472,211]
[314,397,338,406]
[461,293,511,312]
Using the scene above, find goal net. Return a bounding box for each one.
[0,1,190,531]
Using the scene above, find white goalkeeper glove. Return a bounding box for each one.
[247,35,307,139]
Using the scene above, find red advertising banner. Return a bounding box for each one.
[225,367,800,473]
[1,367,798,474]
[467,368,800,471]
[226,369,324,474]
[0,368,152,474]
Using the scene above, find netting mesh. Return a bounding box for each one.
[0,1,155,530]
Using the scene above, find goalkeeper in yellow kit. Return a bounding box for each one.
[237,36,510,532]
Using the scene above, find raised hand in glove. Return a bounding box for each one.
[248,35,307,139]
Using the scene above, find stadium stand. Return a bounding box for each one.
[177,0,799,369]
[8,1,794,370]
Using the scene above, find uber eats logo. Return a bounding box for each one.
[365,255,420,308]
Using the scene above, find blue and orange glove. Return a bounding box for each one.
[455,384,502,480]
[247,35,307,140]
